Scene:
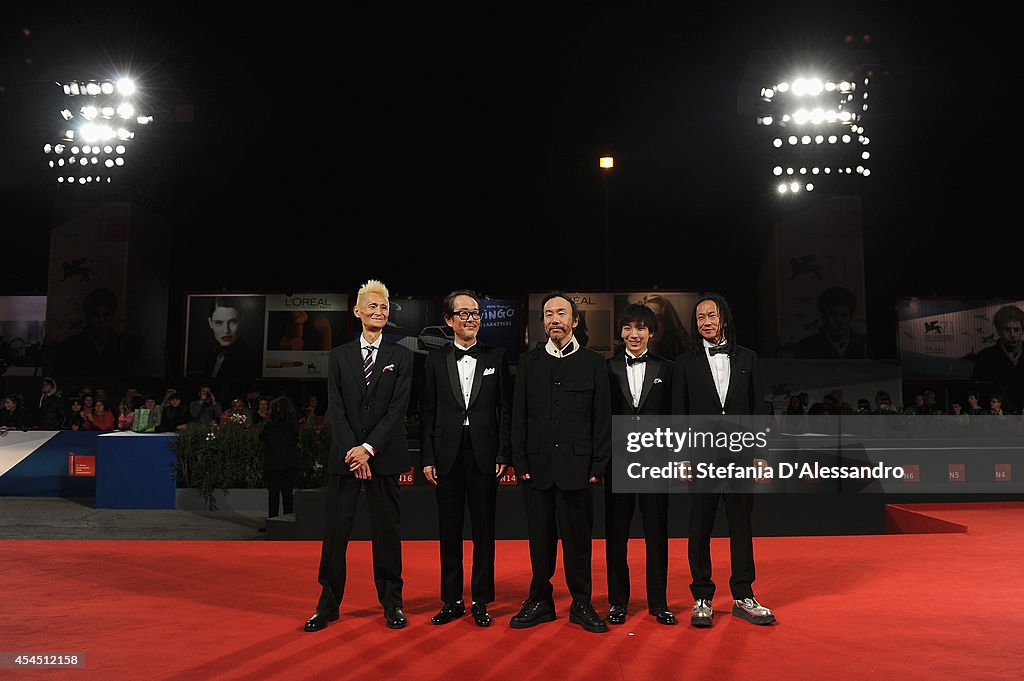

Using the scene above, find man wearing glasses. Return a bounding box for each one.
[419,290,512,627]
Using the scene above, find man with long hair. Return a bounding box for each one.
[671,292,776,628]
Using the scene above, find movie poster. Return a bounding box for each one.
[0,296,47,374]
[898,298,1024,381]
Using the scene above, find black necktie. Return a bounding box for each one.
[455,345,479,360]
[626,354,648,366]
[708,345,728,356]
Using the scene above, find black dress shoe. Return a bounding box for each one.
[648,606,677,625]
[607,605,627,625]
[303,610,339,632]
[509,598,556,629]
[384,606,408,629]
[569,601,609,633]
[471,601,492,627]
[431,601,466,625]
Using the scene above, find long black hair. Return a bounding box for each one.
[689,292,737,356]
[269,395,297,426]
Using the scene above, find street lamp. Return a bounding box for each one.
[599,156,614,289]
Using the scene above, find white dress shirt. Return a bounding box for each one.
[454,339,477,425]
[358,333,383,455]
[624,350,647,409]
[703,338,730,408]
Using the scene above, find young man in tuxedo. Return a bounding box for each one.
[304,279,414,632]
[671,293,776,627]
[605,303,677,626]
[420,290,512,627]
[510,292,611,634]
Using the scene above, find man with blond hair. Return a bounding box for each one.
[304,279,414,631]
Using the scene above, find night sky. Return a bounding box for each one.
[0,4,1016,358]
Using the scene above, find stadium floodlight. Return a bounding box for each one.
[756,65,874,198]
[778,184,788,193]
[46,75,152,186]
[806,183,814,191]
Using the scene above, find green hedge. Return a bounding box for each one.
[171,418,329,511]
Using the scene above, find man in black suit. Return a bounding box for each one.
[304,279,413,632]
[605,304,677,626]
[420,290,512,628]
[509,292,611,634]
[671,292,776,627]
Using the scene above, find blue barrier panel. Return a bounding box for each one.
[95,433,177,509]
[0,431,99,496]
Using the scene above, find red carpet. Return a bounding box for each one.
[3,503,1023,680]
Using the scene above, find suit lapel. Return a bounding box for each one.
[468,347,488,408]
[348,342,367,392]
[445,346,464,406]
[723,352,740,411]
[366,343,395,394]
[637,356,660,411]
[610,356,633,407]
[697,350,724,410]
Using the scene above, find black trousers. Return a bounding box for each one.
[688,492,755,600]
[436,427,497,604]
[316,473,403,612]
[265,468,297,518]
[604,469,669,609]
[522,482,594,604]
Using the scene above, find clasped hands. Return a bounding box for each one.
[345,445,372,479]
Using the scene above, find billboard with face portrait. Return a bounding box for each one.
[898,297,1024,382]
[184,295,266,382]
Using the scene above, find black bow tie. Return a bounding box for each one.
[708,345,729,356]
[455,345,479,360]
[626,354,648,366]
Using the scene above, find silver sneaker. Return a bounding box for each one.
[690,599,713,628]
[732,597,776,625]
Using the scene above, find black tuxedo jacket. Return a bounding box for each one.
[670,344,766,417]
[607,351,673,416]
[326,338,413,476]
[512,344,612,490]
[419,342,512,474]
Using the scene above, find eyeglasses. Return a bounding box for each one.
[454,310,482,321]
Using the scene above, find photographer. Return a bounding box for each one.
[188,384,223,427]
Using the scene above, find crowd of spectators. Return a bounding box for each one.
[0,377,325,437]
